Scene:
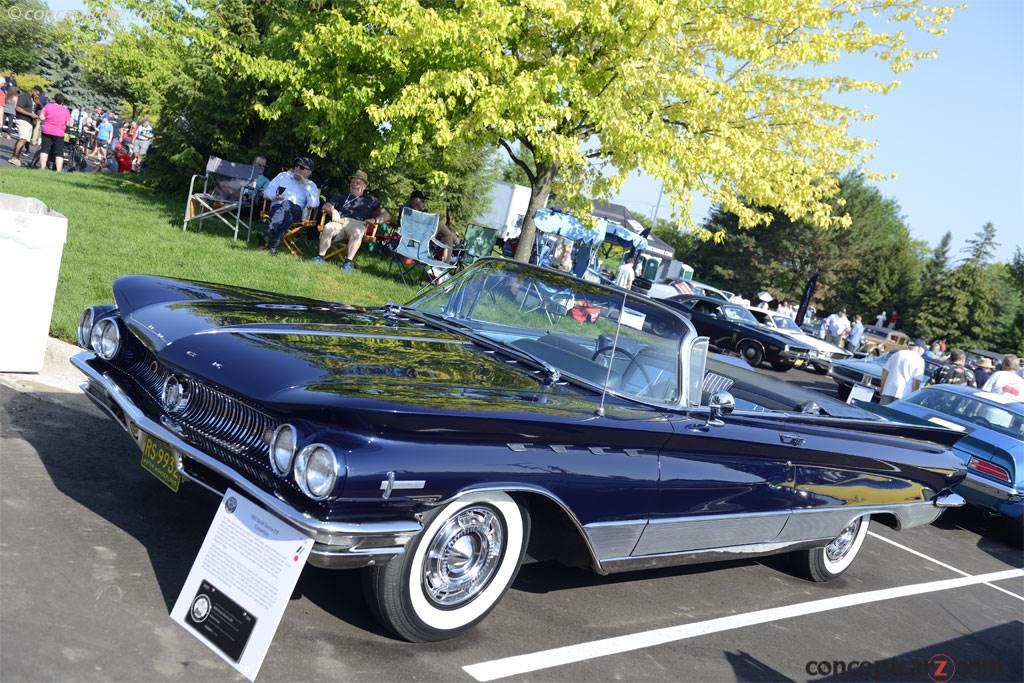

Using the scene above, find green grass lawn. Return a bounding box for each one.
[0,167,419,343]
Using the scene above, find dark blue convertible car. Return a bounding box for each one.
[72,259,967,641]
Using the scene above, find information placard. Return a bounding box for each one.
[171,488,314,680]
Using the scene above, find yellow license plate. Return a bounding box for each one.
[794,359,804,367]
[141,434,181,493]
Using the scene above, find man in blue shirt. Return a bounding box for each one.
[846,314,864,351]
[263,156,320,255]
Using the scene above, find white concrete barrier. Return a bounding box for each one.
[0,193,68,372]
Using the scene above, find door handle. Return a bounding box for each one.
[779,434,805,447]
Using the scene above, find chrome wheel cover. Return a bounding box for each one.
[422,506,504,608]
[825,519,861,562]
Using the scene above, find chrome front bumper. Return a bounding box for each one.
[71,352,420,569]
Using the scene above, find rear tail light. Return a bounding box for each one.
[967,456,1011,483]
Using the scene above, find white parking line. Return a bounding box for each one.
[868,531,1024,602]
[462,568,1024,682]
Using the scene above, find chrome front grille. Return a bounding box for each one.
[111,350,291,495]
[831,366,863,383]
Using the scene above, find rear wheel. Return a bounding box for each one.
[770,360,793,371]
[791,516,869,582]
[738,341,764,368]
[363,491,529,642]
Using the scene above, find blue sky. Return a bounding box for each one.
[612,1,1024,263]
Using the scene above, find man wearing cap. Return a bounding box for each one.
[263,157,320,255]
[314,169,389,272]
[879,338,927,405]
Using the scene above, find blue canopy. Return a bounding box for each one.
[532,209,606,246]
[600,219,648,251]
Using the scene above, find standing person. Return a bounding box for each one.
[29,86,45,150]
[263,156,320,256]
[314,170,389,271]
[1,76,16,138]
[824,308,850,347]
[927,349,976,387]
[846,314,865,352]
[887,309,899,329]
[37,93,71,171]
[924,342,943,360]
[93,115,113,162]
[614,257,636,289]
[878,338,927,405]
[133,118,154,157]
[973,357,994,388]
[982,355,1024,399]
[7,86,38,165]
[875,310,886,327]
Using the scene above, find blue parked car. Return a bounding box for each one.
[71,258,967,641]
[877,385,1023,525]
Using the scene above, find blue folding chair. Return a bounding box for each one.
[387,207,455,285]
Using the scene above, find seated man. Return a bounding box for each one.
[396,190,457,262]
[263,156,320,255]
[314,169,390,272]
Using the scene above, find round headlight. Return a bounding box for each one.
[77,307,95,349]
[90,318,122,360]
[294,444,337,500]
[269,424,297,475]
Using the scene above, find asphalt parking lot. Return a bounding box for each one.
[2,368,1022,682]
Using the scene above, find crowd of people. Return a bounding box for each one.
[1,74,153,173]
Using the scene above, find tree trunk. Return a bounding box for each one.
[513,162,557,263]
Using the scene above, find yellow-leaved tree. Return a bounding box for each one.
[176,0,956,261]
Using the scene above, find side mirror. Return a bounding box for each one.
[706,390,735,426]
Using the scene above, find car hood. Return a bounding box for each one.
[787,332,848,356]
[111,275,640,420]
[734,321,798,347]
[832,357,885,376]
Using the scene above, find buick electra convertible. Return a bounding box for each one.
[72,259,967,642]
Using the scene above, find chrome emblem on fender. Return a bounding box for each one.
[161,376,189,414]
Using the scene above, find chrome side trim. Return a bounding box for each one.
[584,519,647,558]
[634,512,787,555]
[602,539,824,574]
[72,352,422,546]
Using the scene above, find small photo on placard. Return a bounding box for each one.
[184,579,258,663]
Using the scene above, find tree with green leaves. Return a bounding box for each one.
[0,0,51,73]
[158,0,956,262]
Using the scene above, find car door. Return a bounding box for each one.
[631,414,797,555]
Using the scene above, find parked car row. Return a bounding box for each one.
[829,350,946,401]
[71,259,969,642]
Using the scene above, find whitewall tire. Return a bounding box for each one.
[363,491,529,641]
[792,515,870,582]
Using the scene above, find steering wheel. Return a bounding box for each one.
[591,344,657,396]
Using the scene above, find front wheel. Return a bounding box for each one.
[738,341,765,368]
[791,515,870,582]
[363,491,529,642]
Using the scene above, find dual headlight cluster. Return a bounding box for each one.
[269,424,338,500]
[78,306,121,360]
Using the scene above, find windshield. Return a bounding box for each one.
[407,260,694,404]
[772,315,802,333]
[722,305,758,324]
[907,390,1024,438]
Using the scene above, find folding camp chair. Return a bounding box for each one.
[183,156,259,240]
[387,207,455,285]
[259,198,322,256]
[456,223,498,268]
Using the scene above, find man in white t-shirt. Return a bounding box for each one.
[614,260,636,289]
[981,354,1024,400]
[879,338,926,405]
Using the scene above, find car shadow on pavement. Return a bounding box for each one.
[931,506,1024,561]
[2,387,387,637]
[810,621,1024,682]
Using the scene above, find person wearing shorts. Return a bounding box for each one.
[314,169,390,272]
[7,87,37,165]
[39,93,71,171]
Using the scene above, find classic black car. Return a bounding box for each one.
[663,294,815,370]
[746,308,852,375]
[72,259,966,642]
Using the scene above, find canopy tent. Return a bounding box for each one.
[532,208,606,246]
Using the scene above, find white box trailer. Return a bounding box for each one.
[474,181,534,240]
